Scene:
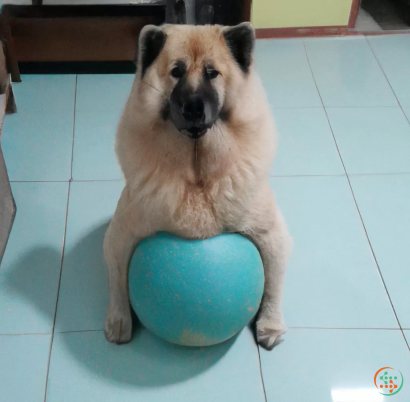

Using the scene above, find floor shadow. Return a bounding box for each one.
[4,223,236,387]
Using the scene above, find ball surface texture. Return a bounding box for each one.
[129,232,264,346]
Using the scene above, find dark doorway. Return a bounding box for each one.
[356,0,410,31]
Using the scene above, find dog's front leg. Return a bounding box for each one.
[246,206,292,350]
[103,186,152,344]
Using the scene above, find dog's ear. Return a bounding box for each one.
[223,22,255,73]
[136,25,167,77]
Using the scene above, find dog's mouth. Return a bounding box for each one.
[181,126,208,139]
[162,104,210,139]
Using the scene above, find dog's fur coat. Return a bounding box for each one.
[104,23,292,350]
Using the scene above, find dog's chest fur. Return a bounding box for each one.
[121,125,265,239]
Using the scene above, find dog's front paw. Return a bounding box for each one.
[256,314,287,351]
[104,304,132,344]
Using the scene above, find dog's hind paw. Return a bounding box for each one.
[104,306,132,344]
[256,328,285,350]
[256,316,286,351]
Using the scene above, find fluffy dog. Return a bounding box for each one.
[104,22,291,350]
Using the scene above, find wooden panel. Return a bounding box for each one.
[0,14,21,81]
[10,15,163,62]
[4,4,165,18]
[42,0,164,4]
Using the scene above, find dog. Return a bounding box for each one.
[103,22,292,350]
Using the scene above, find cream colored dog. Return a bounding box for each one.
[104,22,291,350]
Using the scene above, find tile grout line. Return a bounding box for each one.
[2,326,407,337]
[10,180,70,183]
[272,172,410,178]
[0,332,51,337]
[288,327,403,330]
[43,181,71,402]
[43,76,78,401]
[54,329,102,334]
[271,174,346,178]
[314,105,405,109]
[347,172,410,177]
[302,40,410,351]
[273,105,405,110]
[10,179,123,183]
[256,345,268,402]
[10,173,410,184]
[363,37,410,351]
[69,75,78,182]
[365,37,410,129]
[65,179,123,182]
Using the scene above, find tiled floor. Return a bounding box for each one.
[1,34,410,401]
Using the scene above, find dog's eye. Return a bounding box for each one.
[171,66,184,79]
[206,69,220,80]
[206,69,219,80]
[209,70,219,79]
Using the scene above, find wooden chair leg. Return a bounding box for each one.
[6,86,16,114]
[0,12,21,83]
[0,41,16,267]
[0,145,16,266]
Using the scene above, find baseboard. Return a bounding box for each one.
[255,26,358,39]
[18,61,137,74]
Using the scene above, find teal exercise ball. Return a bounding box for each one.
[129,232,264,347]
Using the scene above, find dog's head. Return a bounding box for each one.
[135,23,255,139]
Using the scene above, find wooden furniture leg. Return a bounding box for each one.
[0,40,17,266]
[0,12,21,83]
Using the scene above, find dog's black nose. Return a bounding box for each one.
[182,97,205,123]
